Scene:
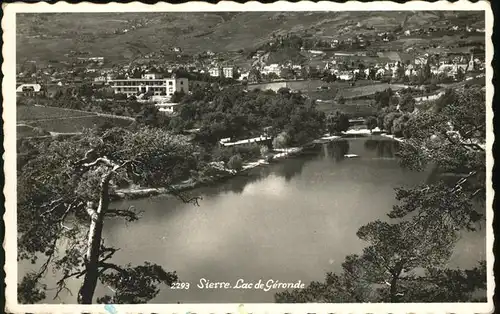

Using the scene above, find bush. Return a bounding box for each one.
[327,111,350,134]
[383,112,402,134]
[365,116,378,132]
[213,144,261,163]
[399,94,416,113]
[171,91,186,103]
[32,126,50,136]
[260,145,269,157]
[273,131,290,149]
[392,114,411,138]
[227,154,243,171]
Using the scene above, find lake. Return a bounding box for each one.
[19,136,486,303]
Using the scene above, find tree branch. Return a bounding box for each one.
[169,188,202,206]
[54,269,87,300]
[83,156,117,169]
[106,207,143,222]
[98,246,119,264]
[40,198,64,217]
[444,131,485,152]
[462,123,485,139]
[98,262,127,275]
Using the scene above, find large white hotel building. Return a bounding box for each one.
[108,73,188,98]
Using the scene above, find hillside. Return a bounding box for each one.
[17,11,485,66]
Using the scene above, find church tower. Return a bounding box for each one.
[468,54,475,72]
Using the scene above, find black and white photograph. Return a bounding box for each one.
[3,1,494,313]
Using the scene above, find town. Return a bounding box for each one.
[15,10,488,306]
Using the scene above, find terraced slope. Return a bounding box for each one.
[17,11,484,65]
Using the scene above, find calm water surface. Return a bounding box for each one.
[20,136,485,303]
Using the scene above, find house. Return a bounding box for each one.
[222,67,234,78]
[209,67,221,77]
[414,57,428,65]
[430,65,439,75]
[405,67,418,77]
[262,64,281,76]
[376,68,387,77]
[16,83,44,96]
[437,64,454,76]
[238,72,250,81]
[143,73,161,80]
[208,66,234,78]
[337,71,354,81]
[155,102,181,114]
[93,76,108,84]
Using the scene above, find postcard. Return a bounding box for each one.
[3,1,494,313]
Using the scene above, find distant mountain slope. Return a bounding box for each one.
[16,11,485,65]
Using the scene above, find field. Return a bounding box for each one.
[29,116,133,134]
[17,105,134,136]
[316,99,375,118]
[17,105,97,122]
[336,83,407,99]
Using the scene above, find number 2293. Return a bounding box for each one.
[171,282,190,289]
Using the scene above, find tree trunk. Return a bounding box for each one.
[78,173,111,304]
[389,275,398,302]
[389,264,403,303]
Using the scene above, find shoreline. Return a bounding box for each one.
[113,130,398,200]
[113,146,305,200]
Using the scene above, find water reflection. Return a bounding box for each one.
[321,140,350,161]
[273,155,311,182]
[194,156,312,199]
[364,139,399,158]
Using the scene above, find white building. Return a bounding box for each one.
[108,73,188,98]
[16,83,43,94]
[143,73,161,80]
[337,71,354,81]
[376,68,387,77]
[219,135,271,148]
[93,76,108,84]
[209,67,221,77]
[238,72,250,81]
[222,67,234,78]
[208,66,234,78]
[262,64,281,76]
[405,68,418,77]
[308,50,325,55]
[155,102,181,114]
